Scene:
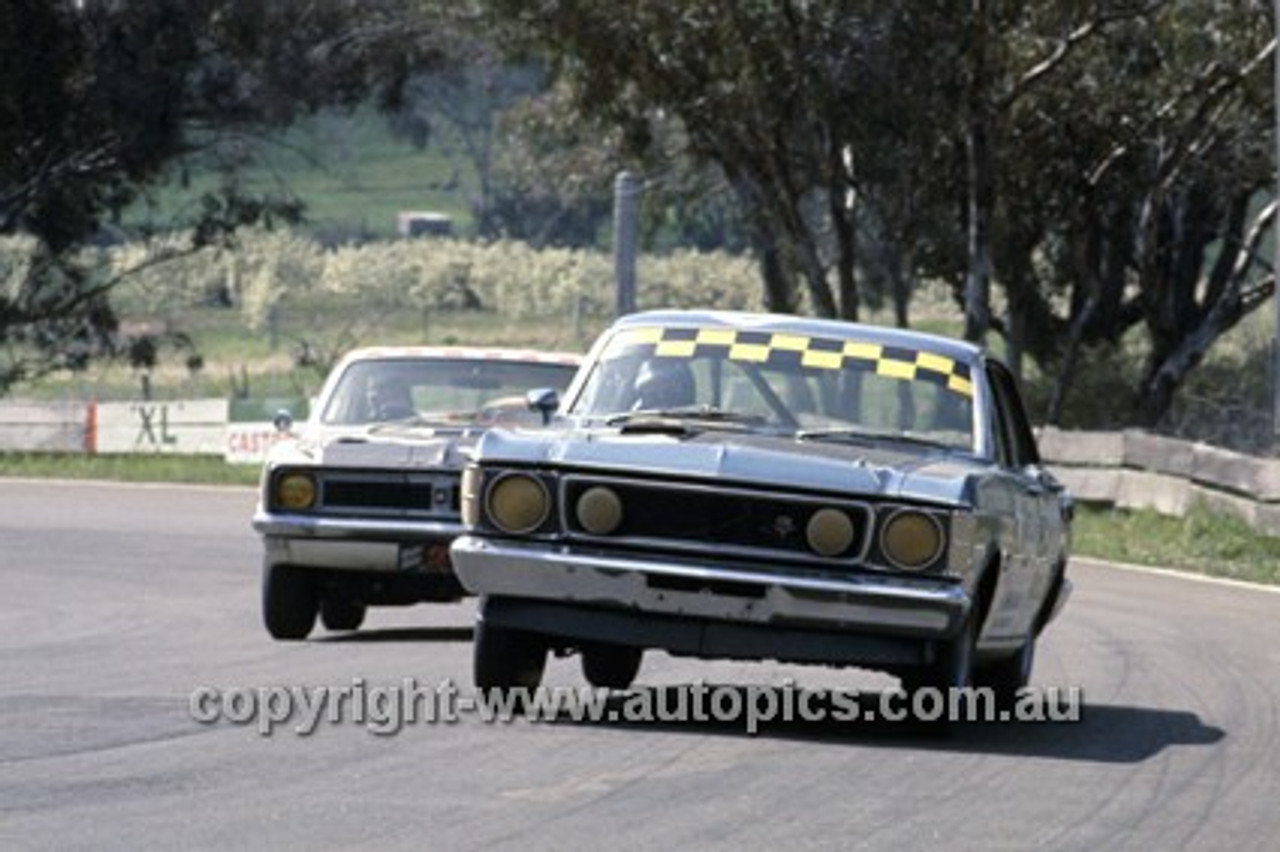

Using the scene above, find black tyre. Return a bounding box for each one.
[580,642,643,690]
[320,598,367,632]
[474,618,547,694]
[262,563,318,640]
[903,616,976,694]
[898,617,978,730]
[974,638,1035,709]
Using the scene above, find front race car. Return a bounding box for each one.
[450,310,1072,702]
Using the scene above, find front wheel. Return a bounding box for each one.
[262,563,318,641]
[474,618,547,695]
[974,638,1035,708]
[320,597,367,632]
[580,642,643,690]
[903,616,976,693]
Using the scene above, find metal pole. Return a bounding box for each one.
[613,171,639,318]
[1273,0,1280,438]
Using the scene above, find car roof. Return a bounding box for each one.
[610,310,984,364]
[336,345,582,367]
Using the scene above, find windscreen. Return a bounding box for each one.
[567,326,976,450]
[322,357,578,426]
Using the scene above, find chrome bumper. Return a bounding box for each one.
[450,536,970,638]
[255,510,464,572]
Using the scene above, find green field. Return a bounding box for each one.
[135,106,479,241]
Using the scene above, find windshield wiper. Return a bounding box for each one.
[796,427,956,449]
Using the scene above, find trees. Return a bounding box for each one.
[478,0,1277,430]
[4,1,1275,436]
[0,0,446,391]
[478,0,865,317]
[968,3,1276,425]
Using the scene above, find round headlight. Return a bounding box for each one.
[576,486,623,535]
[276,472,317,511]
[806,507,855,557]
[880,509,944,570]
[486,473,551,533]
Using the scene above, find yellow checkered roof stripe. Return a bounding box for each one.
[609,326,974,397]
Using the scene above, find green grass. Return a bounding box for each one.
[134,106,478,240]
[17,299,606,404]
[1072,503,1280,586]
[0,452,260,487]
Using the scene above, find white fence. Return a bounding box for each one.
[0,398,292,464]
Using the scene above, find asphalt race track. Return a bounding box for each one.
[2,478,1279,851]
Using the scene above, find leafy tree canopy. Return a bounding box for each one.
[0,0,446,389]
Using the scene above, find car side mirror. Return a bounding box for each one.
[272,408,294,433]
[526,388,560,425]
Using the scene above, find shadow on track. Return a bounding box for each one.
[316,626,474,644]
[539,683,1223,764]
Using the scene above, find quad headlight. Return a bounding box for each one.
[880,509,945,570]
[576,486,624,535]
[805,507,855,557]
[486,472,551,534]
[274,471,317,511]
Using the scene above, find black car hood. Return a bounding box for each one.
[479,425,986,506]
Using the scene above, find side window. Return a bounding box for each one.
[985,361,1040,468]
[986,376,1014,467]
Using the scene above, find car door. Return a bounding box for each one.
[981,359,1068,642]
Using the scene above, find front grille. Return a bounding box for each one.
[318,471,460,519]
[561,474,870,565]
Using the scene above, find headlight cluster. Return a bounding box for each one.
[462,465,949,572]
[273,471,317,511]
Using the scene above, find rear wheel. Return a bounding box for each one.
[262,564,318,640]
[580,642,643,690]
[320,598,367,632]
[474,618,547,695]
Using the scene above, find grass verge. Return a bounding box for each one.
[1072,503,1280,586]
[0,452,260,487]
[2,453,1277,587]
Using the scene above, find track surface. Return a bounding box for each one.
[2,479,1278,851]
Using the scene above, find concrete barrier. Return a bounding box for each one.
[0,401,90,453]
[1039,427,1280,537]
